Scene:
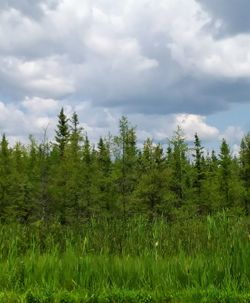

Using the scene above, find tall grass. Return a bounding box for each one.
[0,212,250,302]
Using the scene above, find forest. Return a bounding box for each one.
[0,108,250,223]
[1,108,250,302]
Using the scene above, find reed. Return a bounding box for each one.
[0,212,249,302]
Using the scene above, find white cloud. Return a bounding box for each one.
[0,101,56,141]
[0,0,249,147]
[22,96,59,113]
[174,114,220,141]
[220,126,244,143]
[0,55,75,98]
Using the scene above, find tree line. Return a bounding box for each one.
[0,108,250,224]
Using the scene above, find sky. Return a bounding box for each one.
[0,0,250,151]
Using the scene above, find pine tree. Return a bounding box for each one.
[38,127,51,222]
[96,137,114,215]
[239,133,250,213]
[217,139,243,209]
[168,126,189,209]
[69,112,83,157]
[196,150,219,214]
[0,134,11,221]
[55,108,70,156]
[7,143,35,223]
[134,139,173,219]
[113,116,138,217]
[78,135,97,217]
[192,133,206,214]
[218,139,231,207]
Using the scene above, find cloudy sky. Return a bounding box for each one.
[0,0,250,150]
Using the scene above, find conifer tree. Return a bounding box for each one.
[217,139,243,210]
[168,126,189,209]
[78,135,97,217]
[134,139,173,218]
[50,108,71,223]
[55,108,70,156]
[0,134,11,220]
[113,116,138,217]
[96,137,114,215]
[8,143,34,223]
[38,128,51,222]
[192,133,206,213]
[218,139,231,207]
[61,112,84,222]
[239,133,250,213]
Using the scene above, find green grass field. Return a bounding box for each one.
[0,212,250,302]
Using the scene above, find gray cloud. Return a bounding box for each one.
[198,0,250,35]
[0,0,58,19]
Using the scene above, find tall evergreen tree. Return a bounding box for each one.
[168,126,189,209]
[61,112,84,223]
[0,134,11,221]
[134,139,173,218]
[55,108,70,156]
[113,116,138,217]
[96,137,114,215]
[239,133,250,213]
[217,139,243,210]
[192,133,206,214]
[218,139,232,207]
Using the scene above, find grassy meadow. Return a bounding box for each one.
[0,212,250,302]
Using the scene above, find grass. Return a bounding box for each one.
[0,212,250,302]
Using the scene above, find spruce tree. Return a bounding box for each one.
[96,137,114,215]
[239,133,250,213]
[113,116,138,217]
[134,139,173,218]
[168,126,189,209]
[192,133,206,214]
[219,139,230,202]
[0,134,11,221]
[218,139,241,209]
[55,108,70,156]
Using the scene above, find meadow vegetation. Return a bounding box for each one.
[0,214,250,302]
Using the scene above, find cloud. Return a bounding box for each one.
[0,100,56,141]
[22,96,59,113]
[174,114,219,141]
[221,126,244,144]
[169,33,250,78]
[1,0,250,109]
[198,0,250,35]
[0,0,249,147]
[0,56,75,99]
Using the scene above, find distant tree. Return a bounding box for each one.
[168,126,189,208]
[7,143,36,223]
[0,134,11,221]
[134,139,173,219]
[239,133,250,213]
[76,135,97,217]
[113,116,138,217]
[217,139,243,210]
[192,133,206,214]
[55,108,70,156]
[95,137,114,215]
[38,128,51,222]
[218,139,232,207]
